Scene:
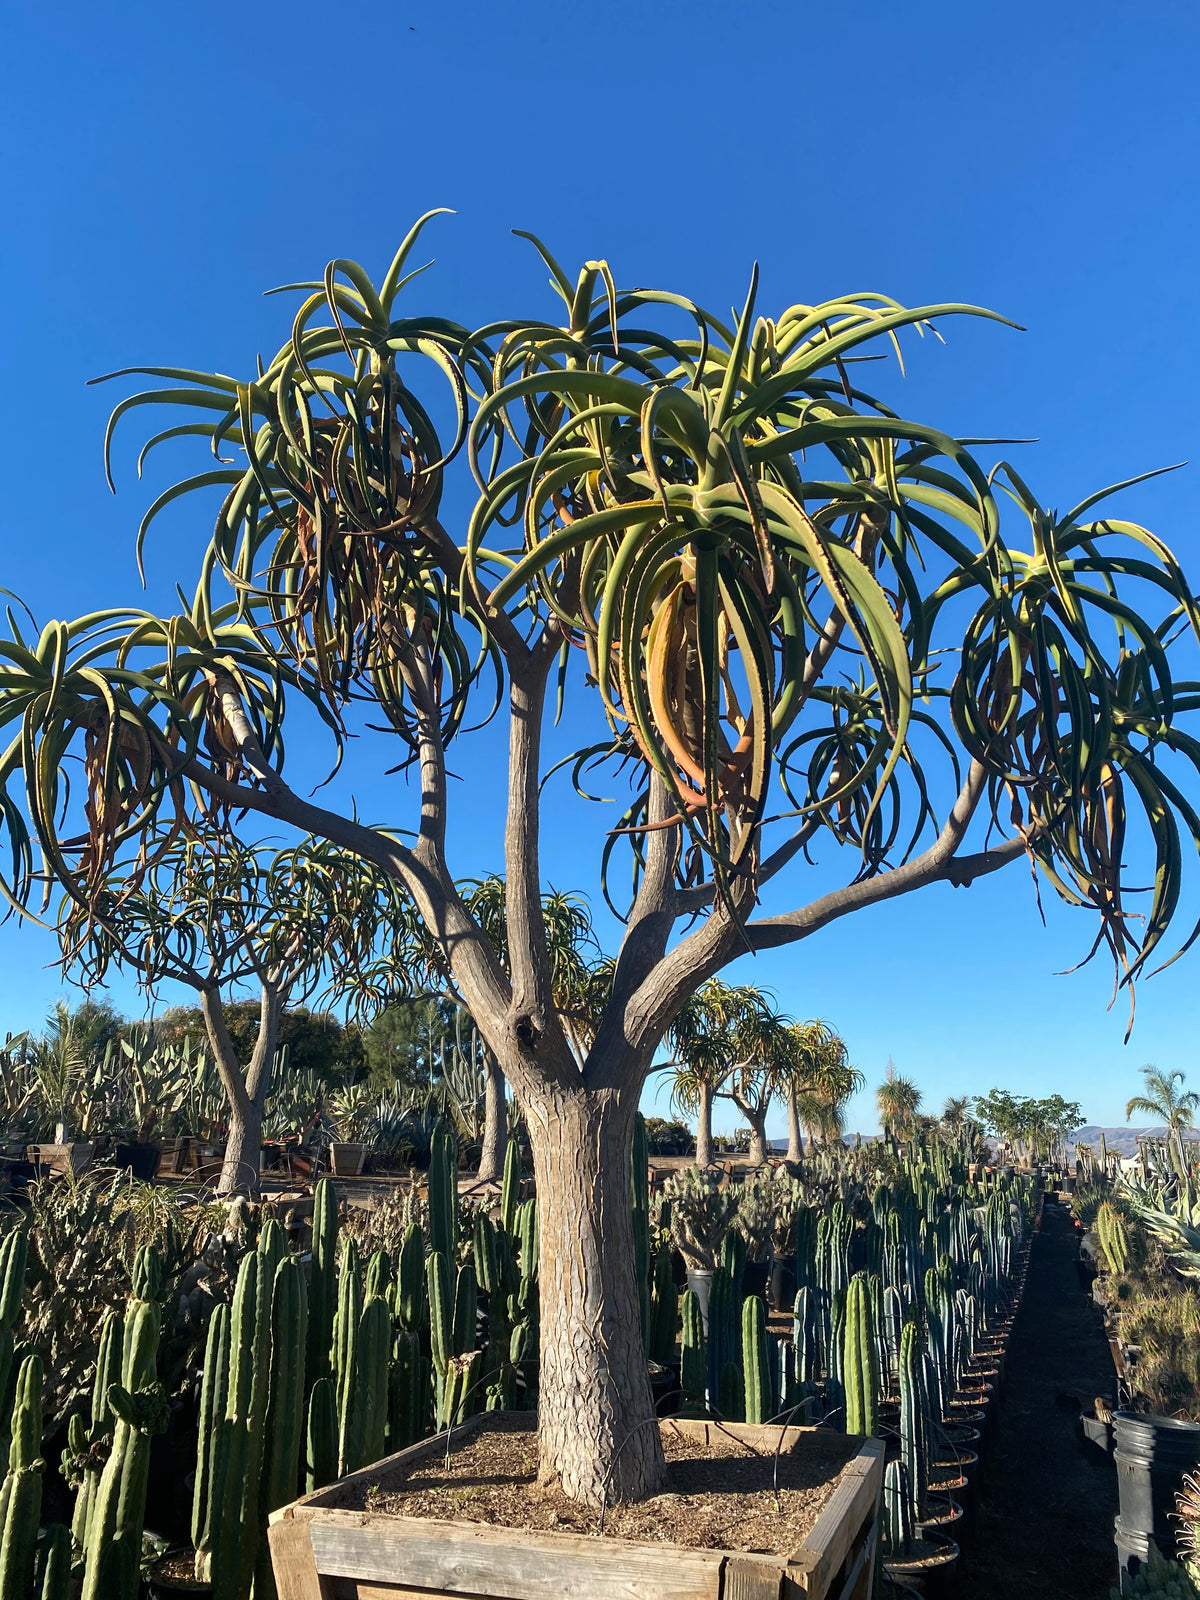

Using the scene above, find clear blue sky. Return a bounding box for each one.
[1,0,1198,1136]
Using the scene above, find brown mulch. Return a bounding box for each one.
[327,1415,859,1554]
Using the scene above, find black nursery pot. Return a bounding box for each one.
[114,1142,161,1181]
[144,1551,212,1599]
[1112,1410,1200,1576]
[741,1260,770,1299]
[883,1530,960,1599]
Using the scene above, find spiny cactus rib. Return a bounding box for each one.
[742,1296,771,1424]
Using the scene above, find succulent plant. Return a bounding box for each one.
[663,1169,738,1273]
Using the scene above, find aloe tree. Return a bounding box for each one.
[3,219,1200,1503]
[784,1023,861,1159]
[665,979,764,1166]
[877,1064,922,1139]
[57,830,418,1191]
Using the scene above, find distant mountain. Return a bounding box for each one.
[1068,1126,1199,1159]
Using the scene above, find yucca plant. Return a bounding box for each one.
[1,218,1199,1504]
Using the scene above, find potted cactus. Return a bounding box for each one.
[661,1168,739,1329]
[328,1087,376,1177]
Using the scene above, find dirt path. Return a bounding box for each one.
[960,1197,1117,1598]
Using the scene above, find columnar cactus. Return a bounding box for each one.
[1097,1201,1131,1275]
[843,1275,879,1438]
[632,1114,651,1347]
[882,1459,914,1557]
[428,1123,457,1264]
[649,1242,679,1366]
[82,1247,166,1600]
[680,1289,706,1409]
[69,1308,122,1554]
[0,1354,45,1600]
[742,1296,771,1424]
[500,1137,521,1239]
[0,1231,26,1457]
[706,1266,736,1403]
[306,1178,337,1394]
[305,1377,337,1494]
[898,1320,930,1524]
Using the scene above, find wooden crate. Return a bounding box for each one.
[269,1417,884,1600]
[25,1143,95,1178]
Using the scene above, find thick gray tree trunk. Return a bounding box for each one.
[694,1081,715,1168]
[522,1083,665,1507]
[477,1048,508,1183]
[201,983,281,1196]
[786,1084,805,1163]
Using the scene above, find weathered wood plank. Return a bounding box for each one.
[331,1585,495,1600]
[661,1420,816,1453]
[269,1512,332,1600]
[307,1514,725,1600]
[787,1440,884,1599]
[722,1558,785,1600]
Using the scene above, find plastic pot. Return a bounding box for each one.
[769,1258,797,1311]
[1081,1413,1113,1456]
[114,1141,162,1181]
[144,1550,211,1599]
[742,1260,770,1300]
[883,1530,960,1598]
[330,1141,367,1176]
[1112,1410,1200,1575]
[685,1268,714,1334]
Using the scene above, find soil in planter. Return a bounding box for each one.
[147,1553,211,1592]
[328,1415,859,1553]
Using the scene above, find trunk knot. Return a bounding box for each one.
[512,1013,540,1054]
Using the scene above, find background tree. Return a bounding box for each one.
[1127,1066,1198,1166]
[58,830,416,1191]
[783,1022,861,1159]
[665,979,761,1166]
[877,1063,922,1139]
[5,227,1200,1503]
[1126,1066,1199,1134]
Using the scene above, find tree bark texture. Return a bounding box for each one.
[786,1084,805,1163]
[745,1112,770,1168]
[477,1049,508,1183]
[201,983,280,1195]
[522,1083,665,1507]
[694,1082,715,1168]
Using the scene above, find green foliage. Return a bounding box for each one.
[1111,1543,1200,1598]
[643,1118,695,1156]
[663,1168,739,1273]
[973,1088,1084,1161]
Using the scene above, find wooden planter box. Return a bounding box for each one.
[330,1142,368,1177]
[269,1417,884,1600]
[25,1142,94,1178]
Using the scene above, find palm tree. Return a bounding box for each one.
[1127,1066,1199,1166]
[877,1062,922,1140]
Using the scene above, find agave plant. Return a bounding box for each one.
[2,220,1200,1504]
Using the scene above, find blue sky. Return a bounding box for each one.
[1,0,1198,1136]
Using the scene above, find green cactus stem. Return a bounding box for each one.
[843,1275,879,1438]
[742,1296,771,1424]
